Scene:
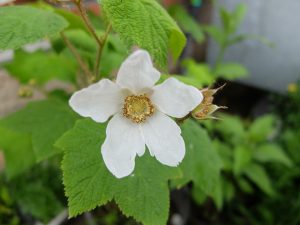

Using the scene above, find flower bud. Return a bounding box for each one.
[192,84,226,120]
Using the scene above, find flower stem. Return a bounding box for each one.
[175,113,191,125]
[60,32,94,86]
[72,0,112,81]
[73,0,102,47]
[94,23,112,80]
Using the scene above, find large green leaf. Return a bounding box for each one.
[4,50,77,84]
[0,100,78,161]
[0,6,68,50]
[0,128,35,179]
[174,120,222,194]
[101,0,186,68]
[56,119,180,225]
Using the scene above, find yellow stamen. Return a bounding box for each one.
[123,94,155,123]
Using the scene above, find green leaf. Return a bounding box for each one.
[192,185,208,206]
[220,7,232,33]
[56,119,180,225]
[4,50,77,84]
[214,63,248,80]
[0,99,78,161]
[101,0,186,68]
[0,6,68,50]
[233,146,252,175]
[168,5,205,43]
[13,182,63,222]
[243,163,275,196]
[228,34,275,48]
[253,144,292,167]
[174,120,222,194]
[237,177,253,194]
[215,114,246,145]
[9,162,65,222]
[213,140,233,171]
[52,29,97,55]
[220,4,247,34]
[231,4,247,33]
[203,25,225,46]
[182,59,215,86]
[54,9,87,32]
[248,115,276,142]
[52,30,127,77]
[160,74,203,88]
[0,128,35,179]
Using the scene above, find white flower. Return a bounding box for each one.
[69,50,203,178]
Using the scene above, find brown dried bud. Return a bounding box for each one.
[191,84,227,120]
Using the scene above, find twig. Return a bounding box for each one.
[94,23,112,79]
[73,0,102,46]
[60,32,94,85]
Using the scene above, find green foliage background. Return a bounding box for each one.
[0,1,298,225]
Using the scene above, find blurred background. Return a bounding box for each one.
[1,0,300,225]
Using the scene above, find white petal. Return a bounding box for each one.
[101,113,145,178]
[69,79,124,123]
[116,50,160,93]
[151,78,203,118]
[141,111,185,166]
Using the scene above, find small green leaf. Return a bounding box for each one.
[4,50,77,84]
[237,177,253,194]
[213,140,233,171]
[0,6,68,50]
[248,115,276,142]
[0,99,78,161]
[168,5,205,43]
[243,163,275,196]
[231,4,247,33]
[56,119,180,225]
[214,63,248,80]
[101,0,186,68]
[220,4,247,34]
[174,120,222,194]
[203,25,225,46]
[233,146,252,175]
[0,128,35,179]
[253,144,292,167]
[182,59,215,86]
[220,7,232,33]
[215,114,246,145]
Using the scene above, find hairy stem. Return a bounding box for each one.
[94,23,112,79]
[73,0,102,46]
[60,32,94,86]
[175,113,192,125]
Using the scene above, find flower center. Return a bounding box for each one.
[123,94,155,123]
